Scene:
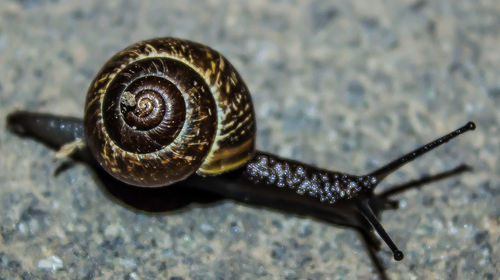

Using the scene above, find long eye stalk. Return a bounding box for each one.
[355,121,475,261]
[357,199,404,261]
[369,122,475,182]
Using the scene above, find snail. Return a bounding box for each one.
[6,38,475,275]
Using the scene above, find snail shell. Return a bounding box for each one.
[84,38,256,187]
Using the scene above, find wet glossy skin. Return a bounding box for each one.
[6,110,475,265]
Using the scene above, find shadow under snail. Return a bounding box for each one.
[6,37,475,276]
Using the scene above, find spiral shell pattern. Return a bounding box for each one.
[84,38,255,187]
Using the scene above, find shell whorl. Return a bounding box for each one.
[84,38,256,187]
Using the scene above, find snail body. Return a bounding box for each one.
[6,38,475,274]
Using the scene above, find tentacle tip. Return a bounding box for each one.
[461,164,474,172]
[393,250,404,261]
[466,121,476,130]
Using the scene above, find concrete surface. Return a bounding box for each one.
[0,0,498,279]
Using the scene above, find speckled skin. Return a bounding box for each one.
[84,38,256,187]
[244,151,376,204]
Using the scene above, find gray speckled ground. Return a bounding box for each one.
[0,0,498,279]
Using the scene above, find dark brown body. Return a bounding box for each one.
[6,112,474,278]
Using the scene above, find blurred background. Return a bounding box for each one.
[0,0,498,279]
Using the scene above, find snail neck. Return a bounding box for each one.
[240,151,374,204]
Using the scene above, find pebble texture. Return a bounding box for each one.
[0,0,498,279]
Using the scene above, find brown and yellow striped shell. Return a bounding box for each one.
[84,38,256,187]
